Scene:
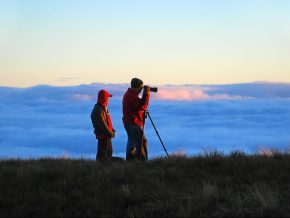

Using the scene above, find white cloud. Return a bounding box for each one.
[72,93,94,101]
[1,82,290,159]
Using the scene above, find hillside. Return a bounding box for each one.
[1,153,290,217]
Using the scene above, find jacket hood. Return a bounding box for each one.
[97,90,112,106]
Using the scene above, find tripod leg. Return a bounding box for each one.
[147,112,169,157]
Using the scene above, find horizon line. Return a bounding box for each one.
[1,80,290,89]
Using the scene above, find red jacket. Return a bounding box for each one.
[91,90,114,139]
[122,88,150,127]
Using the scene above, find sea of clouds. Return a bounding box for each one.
[1,82,290,159]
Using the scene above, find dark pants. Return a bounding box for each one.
[124,124,148,161]
[96,138,112,161]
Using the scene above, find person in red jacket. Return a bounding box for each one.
[91,89,115,161]
[122,78,151,160]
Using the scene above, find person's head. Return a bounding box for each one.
[97,89,112,106]
[131,78,144,94]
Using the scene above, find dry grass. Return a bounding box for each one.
[1,152,290,217]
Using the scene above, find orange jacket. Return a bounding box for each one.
[91,90,114,139]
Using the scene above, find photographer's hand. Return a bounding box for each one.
[143,85,150,93]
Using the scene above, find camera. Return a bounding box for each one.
[143,85,158,93]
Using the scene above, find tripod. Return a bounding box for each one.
[144,111,169,157]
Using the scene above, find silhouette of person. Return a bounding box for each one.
[122,78,151,160]
[91,89,115,161]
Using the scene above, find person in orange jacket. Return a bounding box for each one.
[91,89,115,161]
[122,78,151,161]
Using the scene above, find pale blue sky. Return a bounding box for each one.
[1,0,290,87]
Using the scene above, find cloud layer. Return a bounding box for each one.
[1,82,290,159]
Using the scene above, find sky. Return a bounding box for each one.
[1,0,290,87]
[1,82,290,159]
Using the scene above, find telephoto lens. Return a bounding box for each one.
[150,87,158,92]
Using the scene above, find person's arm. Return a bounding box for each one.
[130,86,151,111]
[139,85,150,110]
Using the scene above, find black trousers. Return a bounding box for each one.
[96,138,112,161]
